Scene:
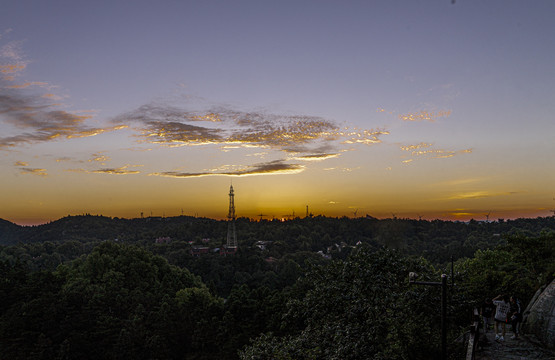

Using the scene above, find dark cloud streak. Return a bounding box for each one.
[150,160,304,178]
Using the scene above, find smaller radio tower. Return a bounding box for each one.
[226,184,237,249]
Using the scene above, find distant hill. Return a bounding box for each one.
[1,214,554,264]
[0,218,23,245]
[0,214,219,246]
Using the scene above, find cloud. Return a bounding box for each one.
[19,167,47,177]
[6,81,48,89]
[447,191,517,200]
[448,211,476,217]
[13,159,47,176]
[400,143,432,151]
[92,165,141,175]
[400,110,452,122]
[150,160,305,178]
[41,93,64,100]
[323,166,359,172]
[340,129,389,145]
[0,40,126,150]
[413,149,472,159]
[116,102,388,155]
[400,143,472,163]
[67,164,142,175]
[398,110,451,122]
[88,153,110,163]
[0,40,28,78]
[294,153,340,161]
[0,89,128,148]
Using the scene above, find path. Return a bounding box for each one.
[474,330,554,360]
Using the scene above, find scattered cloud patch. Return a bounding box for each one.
[88,153,110,164]
[92,165,141,175]
[400,143,472,163]
[13,159,47,176]
[19,167,47,177]
[6,81,48,89]
[340,129,389,145]
[66,164,142,175]
[400,143,432,152]
[0,40,28,78]
[399,110,451,122]
[116,102,388,156]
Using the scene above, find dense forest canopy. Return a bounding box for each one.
[1,215,554,359]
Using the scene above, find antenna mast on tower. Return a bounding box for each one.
[226,184,237,248]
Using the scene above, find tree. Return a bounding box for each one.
[241,247,442,360]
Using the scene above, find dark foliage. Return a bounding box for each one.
[0,215,553,359]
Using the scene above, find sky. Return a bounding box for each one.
[1,0,554,225]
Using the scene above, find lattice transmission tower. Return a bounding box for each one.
[226,184,237,248]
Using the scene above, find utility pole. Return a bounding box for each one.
[409,273,449,360]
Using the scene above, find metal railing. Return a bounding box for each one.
[465,308,480,360]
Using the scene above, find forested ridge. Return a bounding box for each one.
[1,215,554,359]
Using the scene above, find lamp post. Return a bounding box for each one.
[409,273,448,360]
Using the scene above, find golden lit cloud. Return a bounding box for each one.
[447,191,517,200]
[449,211,475,218]
[190,113,222,122]
[400,143,472,163]
[398,110,451,122]
[150,160,305,178]
[88,153,110,164]
[294,153,340,161]
[340,129,389,145]
[19,167,47,177]
[66,125,128,139]
[92,165,141,175]
[118,103,389,157]
[400,143,432,151]
[66,164,142,175]
[323,166,359,172]
[14,160,28,166]
[245,151,268,158]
